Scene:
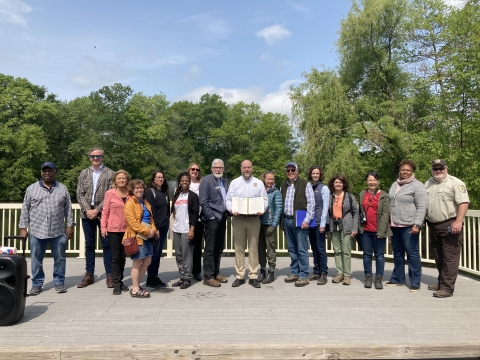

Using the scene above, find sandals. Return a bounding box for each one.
[171,279,184,287]
[130,288,150,298]
[180,280,191,289]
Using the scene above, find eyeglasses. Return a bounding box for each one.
[155,176,164,179]
[212,167,224,170]
[89,155,103,159]
[190,168,200,172]
[432,167,445,171]
[286,169,297,173]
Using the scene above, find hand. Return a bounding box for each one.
[155,230,160,240]
[409,226,420,234]
[319,226,325,234]
[101,230,108,238]
[66,226,74,240]
[148,229,155,238]
[233,211,239,216]
[86,209,99,219]
[350,232,357,238]
[451,220,463,234]
[301,222,309,229]
[19,228,29,238]
[188,229,194,240]
[256,211,264,216]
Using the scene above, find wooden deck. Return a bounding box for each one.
[1,257,480,359]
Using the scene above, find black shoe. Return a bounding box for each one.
[180,280,191,289]
[374,276,383,290]
[193,274,203,281]
[146,276,161,288]
[113,287,122,295]
[258,269,266,282]
[172,279,184,287]
[317,272,327,285]
[262,270,275,284]
[249,279,261,288]
[157,278,167,289]
[364,274,372,288]
[121,283,129,292]
[232,279,246,287]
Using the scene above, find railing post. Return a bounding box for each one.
[165,215,174,258]
[77,219,86,259]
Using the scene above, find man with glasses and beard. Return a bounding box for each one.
[76,148,115,289]
[199,159,230,287]
[425,159,469,298]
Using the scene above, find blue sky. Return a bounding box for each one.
[0,0,462,115]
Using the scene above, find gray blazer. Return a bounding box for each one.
[388,179,427,226]
[77,166,114,218]
[328,192,359,234]
[199,174,229,222]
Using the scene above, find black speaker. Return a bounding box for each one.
[0,255,29,326]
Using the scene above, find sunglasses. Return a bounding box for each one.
[89,155,103,159]
[432,167,445,171]
[286,169,297,173]
[190,168,200,172]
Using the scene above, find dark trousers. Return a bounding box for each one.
[203,216,227,280]
[309,226,328,276]
[82,218,112,275]
[259,224,277,270]
[429,219,462,293]
[147,226,169,278]
[108,232,126,288]
[192,221,205,276]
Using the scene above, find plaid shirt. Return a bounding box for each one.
[19,180,74,239]
[284,179,315,223]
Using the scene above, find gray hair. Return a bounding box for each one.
[211,159,224,167]
[88,147,105,156]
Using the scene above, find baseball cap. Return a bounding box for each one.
[41,161,57,170]
[431,159,447,167]
[285,161,298,170]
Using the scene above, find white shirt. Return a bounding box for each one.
[225,176,268,212]
[173,192,190,233]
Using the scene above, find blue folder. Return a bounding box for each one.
[295,210,316,228]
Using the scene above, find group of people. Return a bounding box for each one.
[18,148,469,299]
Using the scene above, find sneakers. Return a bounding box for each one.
[433,289,453,298]
[232,278,246,287]
[332,274,344,283]
[374,276,383,290]
[77,273,94,288]
[385,281,403,287]
[106,274,114,288]
[284,275,299,283]
[317,272,327,285]
[258,269,266,282]
[308,274,320,281]
[215,274,229,283]
[295,278,309,287]
[29,286,42,295]
[343,276,351,286]
[364,274,372,288]
[55,284,67,293]
[428,284,439,291]
[410,286,420,292]
[248,279,261,288]
[262,270,275,284]
[203,278,221,287]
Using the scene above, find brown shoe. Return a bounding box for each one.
[77,273,94,288]
[343,276,351,285]
[215,274,228,283]
[317,272,327,285]
[308,274,320,281]
[433,289,453,298]
[203,278,221,287]
[295,278,309,287]
[428,284,439,291]
[284,275,299,283]
[106,274,114,288]
[332,274,344,283]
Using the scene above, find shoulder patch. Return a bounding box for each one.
[458,185,466,193]
[253,182,258,187]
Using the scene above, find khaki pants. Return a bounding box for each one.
[331,230,352,277]
[232,216,260,280]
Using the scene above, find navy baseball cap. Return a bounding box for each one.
[285,162,298,169]
[41,162,57,170]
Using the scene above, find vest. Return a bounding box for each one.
[280,177,308,227]
[312,182,325,224]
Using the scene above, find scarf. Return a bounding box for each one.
[396,173,415,194]
[266,184,277,194]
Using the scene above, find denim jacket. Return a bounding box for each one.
[260,188,282,228]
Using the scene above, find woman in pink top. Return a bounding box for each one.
[101,170,131,295]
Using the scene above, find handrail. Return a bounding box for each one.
[1,203,479,277]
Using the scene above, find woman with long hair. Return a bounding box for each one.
[187,163,204,281]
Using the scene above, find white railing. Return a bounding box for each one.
[1,203,479,277]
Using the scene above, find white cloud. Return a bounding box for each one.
[289,3,314,18]
[0,0,31,25]
[180,12,231,40]
[443,0,466,8]
[176,79,300,117]
[183,65,201,83]
[255,24,292,46]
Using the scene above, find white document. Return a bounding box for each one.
[232,196,264,215]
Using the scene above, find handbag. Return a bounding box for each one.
[123,237,139,255]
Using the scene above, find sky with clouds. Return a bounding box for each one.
[0,0,465,116]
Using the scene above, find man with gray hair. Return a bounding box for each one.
[76,148,115,288]
[199,159,230,287]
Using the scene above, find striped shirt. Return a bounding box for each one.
[19,180,74,239]
[284,180,315,223]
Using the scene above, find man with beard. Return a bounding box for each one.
[199,159,230,287]
[425,159,469,298]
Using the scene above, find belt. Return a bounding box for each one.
[240,214,258,218]
[427,217,456,226]
[284,215,294,219]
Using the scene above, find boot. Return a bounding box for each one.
[258,268,266,282]
[374,276,383,290]
[77,273,94,288]
[262,270,275,284]
[364,274,372,288]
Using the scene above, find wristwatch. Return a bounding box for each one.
[414,224,422,230]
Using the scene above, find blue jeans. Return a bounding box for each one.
[147,226,169,278]
[309,226,328,275]
[362,231,386,276]
[82,218,112,275]
[284,217,309,278]
[30,234,67,287]
[390,227,422,287]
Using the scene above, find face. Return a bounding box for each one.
[286,166,297,181]
[333,179,344,191]
[41,167,56,183]
[115,173,128,188]
[264,174,275,188]
[133,185,144,200]
[311,169,321,182]
[241,161,253,179]
[89,150,104,167]
[366,175,378,190]
[211,162,224,178]
[432,165,447,181]
[189,165,200,180]
[399,164,414,180]
[180,175,190,192]
[154,172,164,188]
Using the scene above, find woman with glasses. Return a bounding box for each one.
[145,170,170,289]
[358,172,392,290]
[327,174,359,286]
[387,160,427,292]
[187,163,204,281]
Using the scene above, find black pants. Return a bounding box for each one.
[203,216,227,280]
[108,232,126,288]
[192,221,205,276]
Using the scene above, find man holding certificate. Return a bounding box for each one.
[226,160,268,288]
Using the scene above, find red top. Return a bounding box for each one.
[362,191,381,232]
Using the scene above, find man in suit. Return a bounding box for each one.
[199,159,230,287]
[76,148,115,288]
